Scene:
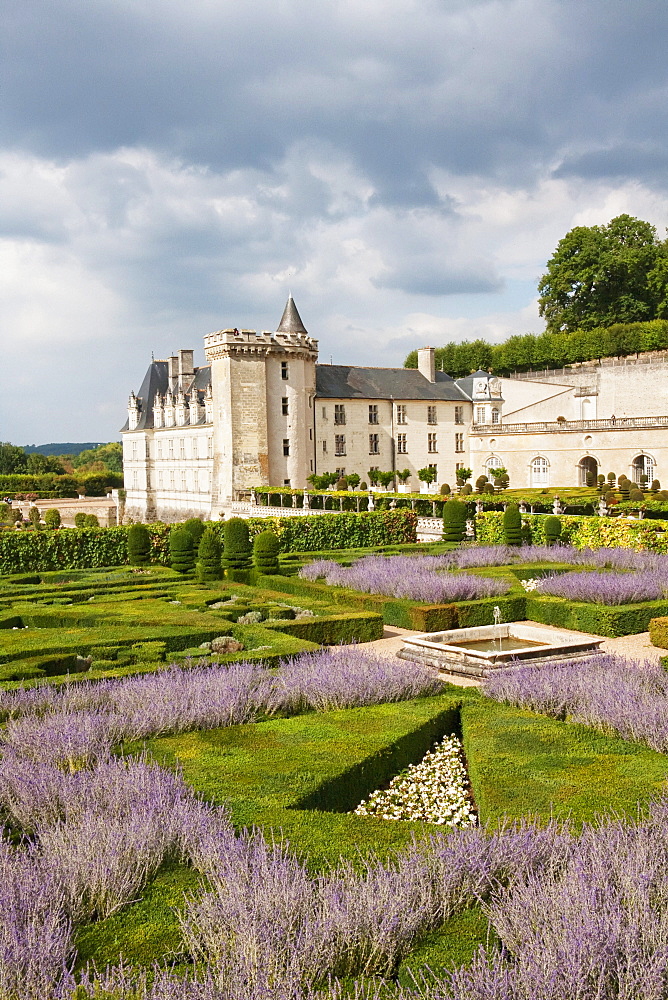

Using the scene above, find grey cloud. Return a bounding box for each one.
[373,262,503,297]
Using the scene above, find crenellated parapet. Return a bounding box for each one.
[203,327,318,364]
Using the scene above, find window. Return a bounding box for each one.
[397,433,407,454]
[334,404,346,425]
[132,471,138,489]
[476,406,486,423]
[455,405,464,425]
[281,361,288,380]
[369,433,379,454]
[428,463,437,479]
[335,434,346,456]
[485,455,503,472]
[157,440,162,460]
[168,439,174,458]
[180,471,186,490]
[282,397,289,416]
[455,433,464,453]
[455,462,464,474]
[169,471,175,489]
[132,441,137,460]
[322,406,327,419]
[207,436,213,459]
[283,479,291,487]
[158,471,163,489]
[335,468,346,479]
[428,433,437,453]
[531,456,549,487]
[396,404,407,424]
[283,438,290,456]
[633,455,655,484]
[368,404,378,424]
[179,439,185,460]
[491,408,500,425]
[323,440,327,453]
[427,405,437,425]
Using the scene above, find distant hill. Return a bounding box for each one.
[21,442,107,456]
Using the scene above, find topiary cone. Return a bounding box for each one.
[443,499,467,543]
[128,524,151,565]
[253,530,280,574]
[503,504,522,546]
[196,528,222,582]
[170,527,195,574]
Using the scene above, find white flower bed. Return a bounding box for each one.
[352,734,477,827]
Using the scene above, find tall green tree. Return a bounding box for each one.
[0,443,27,474]
[538,214,668,334]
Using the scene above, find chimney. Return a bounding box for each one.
[417,346,436,383]
[168,355,179,379]
[178,349,194,377]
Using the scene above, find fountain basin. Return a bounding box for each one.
[398,622,604,680]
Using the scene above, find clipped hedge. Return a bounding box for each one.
[475,510,668,552]
[268,610,384,645]
[524,594,668,637]
[647,617,668,650]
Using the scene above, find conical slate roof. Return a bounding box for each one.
[277,295,308,335]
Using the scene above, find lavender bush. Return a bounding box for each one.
[484,652,668,753]
[536,568,668,604]
[299,555,508,602]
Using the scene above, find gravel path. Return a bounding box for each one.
[346,622,667,688]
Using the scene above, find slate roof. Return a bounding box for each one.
[120,361,211,431]
[277,295,308,335]
[315,365,471,401]
[454,370,489,399]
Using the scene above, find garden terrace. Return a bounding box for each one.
[2,646,668,998]
[0,569,384,684]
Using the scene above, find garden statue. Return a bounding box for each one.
[249,488,257,506]
[598,497,608,517]
[367,492,375,511]
[552,496,564,514]
[475,499,483,515]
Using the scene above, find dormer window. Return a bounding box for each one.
[491,408,500,425]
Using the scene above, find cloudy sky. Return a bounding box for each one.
[2,0,668,445]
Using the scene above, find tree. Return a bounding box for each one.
[0,443,27,474]
[538,214,668,334]
[73,442,123,474]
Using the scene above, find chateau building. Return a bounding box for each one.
[122,297,668,520]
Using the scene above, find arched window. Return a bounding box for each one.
[485,455,503,473]
[633,455,655,484]
[578,456,598,486]
[491,408,500,425]
[530,456,549,487]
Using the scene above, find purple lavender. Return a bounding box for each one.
[299,555,508,602]
[536,568,668,604]
[484,653,668,753]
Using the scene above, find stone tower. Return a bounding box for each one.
[203,296,318,509]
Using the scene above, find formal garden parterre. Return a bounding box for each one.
[4,513,668,997]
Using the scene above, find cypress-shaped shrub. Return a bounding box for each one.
[651,479,661,493]
[28,507,40,526]
[585,470,595,488]
[618,478,631,501]
[74,512,87,529]
[460,483,473,495]
[197,528,222,582]
[544,515,562,546]
[253,530,280,574]
[183,518,205,547]
[475,475,488,493]
[336,477,348,490]
[597,474,605,491]
[630,489,645,501]
[44,509,61,529]
[170,527,195,574]
[483,482,495,494]
[503,504,522,546]
[440,483,451,495]
[223,517,252,570]
[443,499,467,543]
[128,523,151,565]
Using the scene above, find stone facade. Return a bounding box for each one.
[122,299,668,520]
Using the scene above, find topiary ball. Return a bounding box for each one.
[442,499,467,543]
[183,518,205,547]
[128,524,151,565]
[84,514,99,528]
[544,515,561,546]
[503,504,522,546]
[170,527,195,574]
[253,530,280,574]
[74,512,87,529]
[197,528,222,582]
[223,517,252,570]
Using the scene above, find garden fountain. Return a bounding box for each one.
[398,620,604,680]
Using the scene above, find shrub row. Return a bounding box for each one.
[0,511,417,574]
[475,510,668,552]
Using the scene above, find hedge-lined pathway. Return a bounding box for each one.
[348,623,665,688]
